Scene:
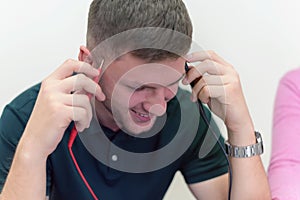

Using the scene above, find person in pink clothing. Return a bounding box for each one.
[268,67,300,199]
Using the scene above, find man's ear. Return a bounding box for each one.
[78,46,92,64]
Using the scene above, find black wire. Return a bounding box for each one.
[185,62,232,200]
[197,102,232,200]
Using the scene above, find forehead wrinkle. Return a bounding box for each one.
[120,73,185,88]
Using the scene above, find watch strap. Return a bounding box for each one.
[225,131,263,158]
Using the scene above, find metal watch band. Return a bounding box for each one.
[225,131,264,158]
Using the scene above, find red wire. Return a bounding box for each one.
[67,60,104,200]
[68,127,99,200]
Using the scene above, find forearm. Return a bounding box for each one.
[1,135,47,200]
[228,126,271,200]
[230,156,270,199]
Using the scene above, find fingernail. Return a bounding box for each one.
[99,93,106,101]
[182,77,188,85]
[192,95,197,102]
[190,95,196,102]
[95,86,105,101]
[191,91,196,102]
[91,69,98,77]
[94,69,100,76]
[185,53,193,60]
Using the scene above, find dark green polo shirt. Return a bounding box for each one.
[0,83,228,200]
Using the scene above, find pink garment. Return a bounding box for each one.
[268,68,300,200]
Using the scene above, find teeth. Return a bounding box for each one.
[132,110,149,118]
[138,113,149,118]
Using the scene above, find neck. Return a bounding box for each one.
[95,100,120,132]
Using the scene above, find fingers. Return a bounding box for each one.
[183,61,227,85]
[66,106,91,132]
[44,58,105,101]
[183,51,235,104]
[61,94,94,132]
[70,94,93,123]
[185,50,231,66]
[25,59,104,155]
[51,59,100,80]
[42,59,105,132]
[62,74,105,101]
[189,76,228,102]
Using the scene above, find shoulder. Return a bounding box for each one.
[277,68,300,99]
[280,68,300,87]
[0,83,41,139]
[3,83,41,121]
[9,83,41,114]
[282,67,300,78]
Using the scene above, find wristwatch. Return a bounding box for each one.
[225,131,263,158]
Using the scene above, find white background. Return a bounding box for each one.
[0,1,300,199]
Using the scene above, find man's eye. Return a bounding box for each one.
[127,85,145,91]
[127,85,156,91]
[135,86,146,91]
[135,86,156,91]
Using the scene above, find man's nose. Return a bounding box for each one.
[144,88,170,116]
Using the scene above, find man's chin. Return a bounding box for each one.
[122,118,157,136]
[127,123,155,135]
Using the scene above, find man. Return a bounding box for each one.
[0,0,270,199]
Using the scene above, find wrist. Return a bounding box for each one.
[17,133,49,163]
[225,131,264,158]
[227,124,255,146]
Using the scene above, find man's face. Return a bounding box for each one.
[97,53,185,135]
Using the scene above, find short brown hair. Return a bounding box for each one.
[87,0,193,61]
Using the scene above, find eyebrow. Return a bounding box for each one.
[165,73,185,87]
[124,73,185,88]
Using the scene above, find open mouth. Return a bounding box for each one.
[130,109,151,123]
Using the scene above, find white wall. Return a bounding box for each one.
[1,1,300,199]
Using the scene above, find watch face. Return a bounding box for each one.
[255,131,262,143]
